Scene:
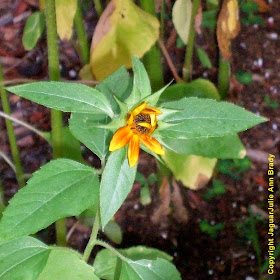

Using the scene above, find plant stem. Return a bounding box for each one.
[218,53,230,99]
[93,0,103,17]
[45,0,65,246]
[82,207,100,262]
[139,0,164,91]
[74,1,90,65]
[95,240,127,261]
[0,60,25,188]
[183,0,200,82]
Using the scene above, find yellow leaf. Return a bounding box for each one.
[172,0,192,44]
[217,0,240,59]
[163,151,217,190]
[90,0,160,81]
[56,0,77,41]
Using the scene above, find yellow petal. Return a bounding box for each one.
[109,126,133,151]
[138,122,152,129]
[127,113,134,125]
[128,135,140,167]
[150,113,156,127]
[131,102,147,116]
[140,136,164,155]
[141,107,162,115]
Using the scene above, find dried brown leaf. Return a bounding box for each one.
[217,0,240,59]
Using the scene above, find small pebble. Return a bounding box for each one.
[240,42,246,49]
[268,33,278,40]
[272,123,278,131]
[210,220,215,225]
[275,224,278,230]
[245,276,255,280]
[257,58,263,67]
[133,204,139,210]
[208,269,214,275]
[264,72,270,79]
[202,72,208,78]
[250,254,255,260]
[232,202,237,208]
[216,256,221,261]
[267,17,274,24]
[258,185,264,192]
[69,69,77,79]
[253,24,258,29]
[161,232,168,239]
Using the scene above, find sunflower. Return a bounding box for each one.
[109,102,164,167]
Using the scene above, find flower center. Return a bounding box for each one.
[133,113,151,135]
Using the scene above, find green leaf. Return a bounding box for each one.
[100,148,137,229]
[69,113,112,162]
[104,221,123,244]
[217,157,251,180]
[202,10,218,28]
[22,11,45,51]
[0,236,50,280]
[121,258,181,280]
[96,66,133,113]
[62,127,84,163]
[264,96,279,109]
[140,185,152,205]
[172,0,192,44]
[199,220,224,239]
[94,246,173,280]
[90,0,159,81]
[0,159,99,242]
[38,248,99,280]
[7,82,114,117]
[204,180,226,200]
[143,81,173,106]
[159,134,246,159]
[196,47,212,69]
[159,79,220,103]
[156,97,266,139]
[55,0,77,41]
[162,151,217,189]
[126,56,152,108]
[235,70,253,85]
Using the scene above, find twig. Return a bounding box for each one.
[158,40,182,83]
[0,78,99,86]
[246,149,280,165]
[0,111,49,142]
[66,220,80,241]
[0,150,16,173]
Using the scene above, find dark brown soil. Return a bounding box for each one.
[0,1,279,280]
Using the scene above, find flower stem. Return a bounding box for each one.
[74,1,90,65]
[183,0,200,82]
[218,53,230,99]
[0,60,25,188]
[82,206,100,262]
[45,0,66,246]
[93,0,103,17]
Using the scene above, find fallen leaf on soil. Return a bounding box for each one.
[171,179,188,223]
[151,176,171,225]
[90,0,159,81]
[251,0,270,12]
[217,0,240,59]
